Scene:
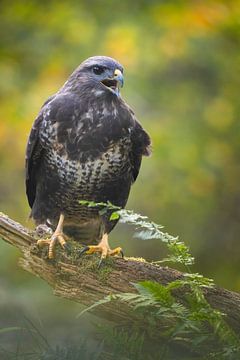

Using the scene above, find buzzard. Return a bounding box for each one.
[25,56,151,262]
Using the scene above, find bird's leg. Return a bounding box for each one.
[37,214,68,259]
[79,233,124,266]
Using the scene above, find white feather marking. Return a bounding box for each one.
[94,90,104,96]
[50,141,126,186]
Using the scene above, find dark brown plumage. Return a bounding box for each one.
[25,56,151,258]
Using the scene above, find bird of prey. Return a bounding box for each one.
[25,56,151,262]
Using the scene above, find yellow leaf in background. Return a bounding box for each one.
[151,1,230,35]
[185,2,230,31]
[103,25,139,68]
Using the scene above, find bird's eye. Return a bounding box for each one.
[92,66,105,75]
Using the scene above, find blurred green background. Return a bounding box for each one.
[0,0,240,354]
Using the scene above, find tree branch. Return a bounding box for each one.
[1,212,240,332]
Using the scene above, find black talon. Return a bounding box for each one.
[98,258,104,269]
[120,250,124,259]
[63,242,71,254]
[78,246,90,257]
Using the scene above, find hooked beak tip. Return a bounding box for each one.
[114,69,124,88]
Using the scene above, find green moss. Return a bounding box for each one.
[30,237,116,282]
[97,267,112,284]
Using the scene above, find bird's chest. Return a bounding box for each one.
[44,137,131,194]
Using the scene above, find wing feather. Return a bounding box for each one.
[25,114,43,208]
[25,96,55,208]
[130,119,151,183]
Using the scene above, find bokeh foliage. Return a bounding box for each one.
[0,0,240,346]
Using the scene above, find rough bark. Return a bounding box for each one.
[1,212,240,332]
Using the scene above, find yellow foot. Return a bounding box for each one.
[80,245,123,257]
[78,233,124,267]
[37,232,68,259]
[36,214,68,259]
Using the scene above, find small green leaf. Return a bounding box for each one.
[79,200,89,205]
[110,212,120,221]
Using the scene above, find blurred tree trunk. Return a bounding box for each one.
[1,212,240,333]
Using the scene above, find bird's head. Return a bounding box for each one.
[66,56,124,97]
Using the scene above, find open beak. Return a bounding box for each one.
[101,69,124,96]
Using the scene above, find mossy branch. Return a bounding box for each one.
[1,212,240,333]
